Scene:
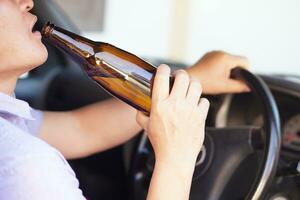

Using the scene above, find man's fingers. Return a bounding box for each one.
[198,98,210,118]
[225,79,250,93]
[226,55,250,93]
[152,64,171,101]
[186,77,202,105]
[136,111,149,130]
[170,70,190,99]
[231,55,250,69]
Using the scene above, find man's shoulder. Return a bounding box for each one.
[0,116,50,154]
[0,118,84,200]
[0,146,84,200]
[0,117,61,175]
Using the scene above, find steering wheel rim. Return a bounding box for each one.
[130,68,281,200]
[230,68,281,199]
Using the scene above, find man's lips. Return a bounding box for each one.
[32,31,42,39]
[29,15,41,39]
[30,16,38,33]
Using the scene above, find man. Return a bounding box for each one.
[0,0,249,199]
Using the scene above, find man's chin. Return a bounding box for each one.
[34,46,49,66]
[40,46,49,65]
[25,50,48,72]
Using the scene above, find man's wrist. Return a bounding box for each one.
[147,153,196,200]
[155,153,197,174]
[154,157,196,186]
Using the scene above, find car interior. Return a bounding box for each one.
[16,1,300,200]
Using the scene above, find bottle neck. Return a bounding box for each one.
[41,22,95,59]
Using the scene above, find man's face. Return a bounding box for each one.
[0,0,48,75]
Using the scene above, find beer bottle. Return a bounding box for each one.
[41,22,174,114]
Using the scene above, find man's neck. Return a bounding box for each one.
[0,74,18,96]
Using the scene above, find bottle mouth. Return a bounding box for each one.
[41,21,55,38]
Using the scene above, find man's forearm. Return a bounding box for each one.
[75,98,141,145]
[147,158,196,200]
[40,98,141,159]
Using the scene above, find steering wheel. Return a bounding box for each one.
[129,68,281,200]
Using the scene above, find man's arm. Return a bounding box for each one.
[38,51,249,160]
[39,98,141,159]
[147,158,196,200]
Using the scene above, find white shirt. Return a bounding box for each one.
[0,92,86,200]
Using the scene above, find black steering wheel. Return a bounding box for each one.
[130,68,281,200]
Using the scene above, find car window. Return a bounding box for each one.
[55,0,300,75]
[54,0,105,32]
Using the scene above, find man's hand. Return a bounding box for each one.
[186,51,250,94]
[137,65,209,163]
[137,65,209,200]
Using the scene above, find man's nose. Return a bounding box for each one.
[19,0,34,12]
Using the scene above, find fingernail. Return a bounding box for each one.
[244,87,251,92]
[159,64,171,73]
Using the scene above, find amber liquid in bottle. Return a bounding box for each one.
[41,22,173,114]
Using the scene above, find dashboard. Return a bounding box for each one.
[219,74,300,159]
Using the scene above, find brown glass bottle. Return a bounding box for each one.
[41,22,173,114]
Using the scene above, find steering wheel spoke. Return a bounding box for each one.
[190,127,263,200]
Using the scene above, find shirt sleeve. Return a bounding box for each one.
[26,109,44,136]
[0,154,86,200]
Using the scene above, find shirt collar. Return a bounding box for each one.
[0,92,34,120]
